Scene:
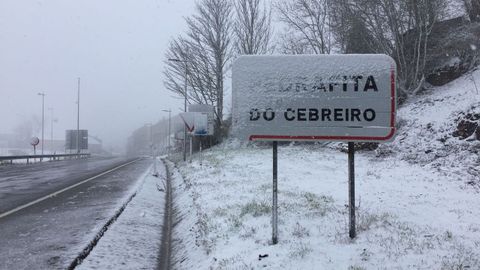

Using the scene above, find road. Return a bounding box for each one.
[0,156,152,269]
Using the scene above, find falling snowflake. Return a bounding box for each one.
[471,44,477,51]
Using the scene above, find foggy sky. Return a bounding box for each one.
[0,0,195,151]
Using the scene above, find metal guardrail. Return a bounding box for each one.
[0,153,91,164]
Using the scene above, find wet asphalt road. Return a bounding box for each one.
[0,156,129,214]
[0,156,152,270]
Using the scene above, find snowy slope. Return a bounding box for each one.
[170,70,480,269]
[386,69,480,187]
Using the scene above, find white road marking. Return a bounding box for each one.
[0,159,140,219]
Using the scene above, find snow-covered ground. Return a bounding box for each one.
[170,69,480,269]
[76,161,166,270]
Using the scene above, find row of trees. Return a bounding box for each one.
[163,0,476,140]
[163,0,272,141]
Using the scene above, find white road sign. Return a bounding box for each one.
[180,112,209,136]
[232,54,396,142]
[30,137,40,146]
[188,104,215,136]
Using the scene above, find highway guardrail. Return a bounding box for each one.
[0,153,91,164]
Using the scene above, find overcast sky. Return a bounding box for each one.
[0,0,195,151]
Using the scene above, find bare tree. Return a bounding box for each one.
[233,0,273,55]
[275,0,333,54]
[164,37,218,107]
[164,38,188,103]
[278,31,317,54]
[382,0,446,93]
[163,0,233,140]
[329,1,376,54]
[329,0,447,95]
[13,116,41,146]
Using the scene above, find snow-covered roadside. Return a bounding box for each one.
[170,70,480,269]
[76,159,166,270]
[167,160,209,268]
[172,145,480,269]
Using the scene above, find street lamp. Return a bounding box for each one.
[38,92,46,156]
[146,123,153,155]
[168,58,188,162]
[48,107,54,153]
[76,78,80,155]
[162,109,172,157]
[146,123,158,176]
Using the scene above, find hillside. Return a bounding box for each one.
[169,69,480,269]
[388,68,480,188]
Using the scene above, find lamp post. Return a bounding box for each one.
[162,109,172,157]
[38,92,46,156]
[145,123,153,155]
[48,107,54,153]
[76,78,80,155]
[168,58,188,161]
[147,123,158,176]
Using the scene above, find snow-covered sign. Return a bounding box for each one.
[232,54,397,142]
[180,112,209,136]
[188,104,215,136]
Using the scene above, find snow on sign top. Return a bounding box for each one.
[232,54,397,142]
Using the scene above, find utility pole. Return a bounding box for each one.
[48,107,54,152]
[149,123,153,155]
[77,78,80,155]
[38,92,46,156]
[148,123,158,176]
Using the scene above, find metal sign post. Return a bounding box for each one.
[348,142,356,238]
[152,145,159,177]
[189,135,193,161]
[30,137,40,163]
[272,141,278,244]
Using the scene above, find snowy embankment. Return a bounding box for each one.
[76,160,166,270]
[171,70,480,269]
[386,69,480,188]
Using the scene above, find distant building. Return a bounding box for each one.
[0,133,30,155]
